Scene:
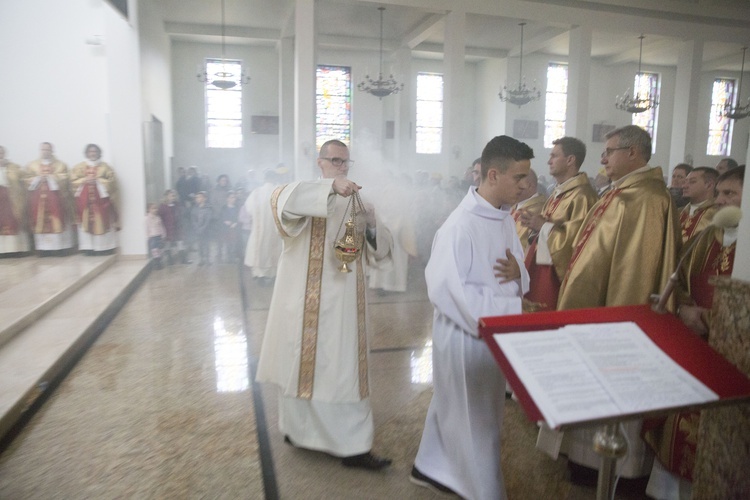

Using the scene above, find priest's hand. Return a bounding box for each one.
[332,177,361,197]
[678,305,709,337]
[494,248,521,284]
[520,210,546,232]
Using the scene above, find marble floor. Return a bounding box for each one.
[0,257,649,499]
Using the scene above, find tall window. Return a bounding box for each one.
[631,72,660,150]
[707,79,736,156]
[416,73,444,154]
[205,59,244,149]
[316,65,352,150]
[544,63,568,148]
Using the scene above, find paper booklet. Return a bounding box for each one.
[494,321,718,429]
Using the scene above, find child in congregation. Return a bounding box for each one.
[158,189,190,264]
[145,202,166,269]
[190,191,213,266]
[218,190,240,262]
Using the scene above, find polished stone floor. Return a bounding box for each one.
[0,257,649,499]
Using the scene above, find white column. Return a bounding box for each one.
[279,36,295,170]
[669,39,704,169]
[294,0,316,180]
[566,26,592,140]
[442,8,466,176]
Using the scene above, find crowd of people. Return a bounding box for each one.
[244,129,744,500]
[0,142,119,257]
[5,131,744,499]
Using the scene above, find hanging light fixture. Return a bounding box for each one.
[615,35,658,114]
[196,0,250,90]
[721,46,750,120]
[499,22,541,107]
[357,7,404,99]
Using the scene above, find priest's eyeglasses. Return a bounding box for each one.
[321,157,354,167]
[601,147,630,158]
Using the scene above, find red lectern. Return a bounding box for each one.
[479,304,750,500]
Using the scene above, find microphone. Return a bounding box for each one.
[651,206,742,313]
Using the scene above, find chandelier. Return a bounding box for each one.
[499,22,541,107]
[615,35,658,113]
[357,7,404,99]
[722,46,750,120]
[196,0,250,90]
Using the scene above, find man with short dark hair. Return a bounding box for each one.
[411,135,532,499]
[256,139,394,470]
[679,166,719,242]
[554,125,680,481]
[520,136,598,310]
[669,163,693,208]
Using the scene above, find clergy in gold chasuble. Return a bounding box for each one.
[511,192,546,254]
[558,167,681,311]
[524,173,597,310]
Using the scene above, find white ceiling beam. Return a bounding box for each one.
[403,13,445,49]
[603,39,681,65]
[165,22,280,42]
[508,27,569,57]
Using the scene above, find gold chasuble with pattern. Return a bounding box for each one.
[512,192,546,253]
[678,201,717,243]
[256,179,393,403]
[558,167,680,310]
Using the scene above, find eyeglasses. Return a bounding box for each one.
[321,157,354,167]
[601,147,630,158]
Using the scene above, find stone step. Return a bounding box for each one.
[0,257,150,442]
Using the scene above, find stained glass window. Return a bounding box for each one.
[631,72,660,150]
[205,58,245,149]
[316,65,352,150]
[707,79,736,156]
[544,63,568,148]
[416,73,443,154]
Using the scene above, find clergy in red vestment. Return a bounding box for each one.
[71,144,119,253]
[519,137,598,311]
[0,146,30,253]
[642,166,743,500]
[25,142,75,252]
[679,166,718,243]
[552,125,681,480]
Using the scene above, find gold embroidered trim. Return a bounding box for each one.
[356,255,369,399]
[270,184,290,238]
[297,216,326,399]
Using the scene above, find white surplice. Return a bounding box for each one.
[415,187,529,500]
[255,179,392,457]
[243,181,282,277]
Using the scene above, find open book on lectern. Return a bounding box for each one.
[478,305,750,430]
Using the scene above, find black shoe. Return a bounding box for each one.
[341,452,392,470]
[409,466,456,495]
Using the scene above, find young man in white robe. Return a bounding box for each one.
[256,140,394,470]
[411,135,533,499]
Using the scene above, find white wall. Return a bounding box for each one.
[171,41,280,185]
[0,0,147,255]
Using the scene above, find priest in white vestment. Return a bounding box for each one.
[411,135,533,499]
[243,169,282,279]
[256,140,394,470]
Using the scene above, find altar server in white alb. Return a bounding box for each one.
[256,140,394,470]
[411,135,533,499]
[243,168,282,282]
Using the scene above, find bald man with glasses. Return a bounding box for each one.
[256,139,394,470]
